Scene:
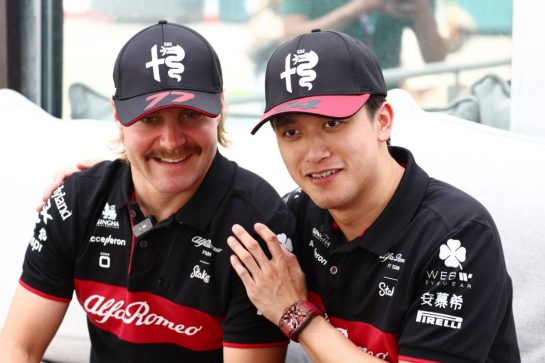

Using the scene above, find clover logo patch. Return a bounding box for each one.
[439,239,466,270]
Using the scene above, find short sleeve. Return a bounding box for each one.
[20,178,79,301]
[398,221,518,362]
[222,190,295,347]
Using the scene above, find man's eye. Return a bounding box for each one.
[282,129,300,137]
[141,116,158,123]
[183,111,204,120]
[324,119,341,128]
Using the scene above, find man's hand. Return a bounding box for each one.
[228,223,307,325]
[36,159,100,212]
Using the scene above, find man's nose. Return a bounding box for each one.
[160,121,186,149]
[304,137,331,163]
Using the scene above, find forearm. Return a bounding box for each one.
[410,5,447,62]
[0,339,34,363]
[224,346,287,363]
[282,1,372,40]
[297,316,384,362]
[0,286,68,363]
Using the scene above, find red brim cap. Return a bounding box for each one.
[114,90,221,126]
[251,93,370,134]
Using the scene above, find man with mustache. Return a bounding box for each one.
[0,21,293,363]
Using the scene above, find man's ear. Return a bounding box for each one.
[376,102,394,143]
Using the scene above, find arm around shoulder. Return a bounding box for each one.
[0,285,69,363]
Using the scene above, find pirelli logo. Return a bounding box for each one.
[416,310,463,330]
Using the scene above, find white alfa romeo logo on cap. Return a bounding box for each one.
[280,49,319,93]
[145,42,185,82]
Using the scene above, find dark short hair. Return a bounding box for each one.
[364,94,387,118]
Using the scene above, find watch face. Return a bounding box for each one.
[280,301,320,339]
[288,315,300,329]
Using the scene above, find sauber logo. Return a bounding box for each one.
[84,294,202,336]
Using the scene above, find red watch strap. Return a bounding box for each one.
[278,300,322,342]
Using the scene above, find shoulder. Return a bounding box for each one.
[65,159,126,189]
[411,178,506,273]
[281,187,323,221]
[422,178,496,232]
[229,162,285,209]
[58,159,129,214]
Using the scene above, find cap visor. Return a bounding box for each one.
[251,94,370,134]
[114,90,221,126]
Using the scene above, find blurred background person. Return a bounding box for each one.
[280,0,448,74]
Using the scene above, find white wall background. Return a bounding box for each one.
[510,1,545,138]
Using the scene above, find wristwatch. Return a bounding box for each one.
[279,300,322,342]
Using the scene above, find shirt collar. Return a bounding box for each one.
[355,146,429,255]
[109,152,234,231]
[174,151,234,230]
[110,160,134,210]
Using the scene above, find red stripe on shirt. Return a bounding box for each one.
[398,355,440,363]
[308,291,399,362]
[223,341,288,349]
[19,279,71,303]
[74,278,224,350]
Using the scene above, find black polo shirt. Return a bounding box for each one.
[21,152,294,362]
[284,146,520,363]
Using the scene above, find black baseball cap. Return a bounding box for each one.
[251,29,387,134]
[113,20,223,126]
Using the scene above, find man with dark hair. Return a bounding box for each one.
[0,21,293,363]
[228,29,520,362]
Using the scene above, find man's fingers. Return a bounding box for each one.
[231,224,271,265]
[229,254,254,287]
[36,172,67,213]
[35,161,96,213]
[76,158,100,170]
[253,223,285,258]
[227,235,262,277]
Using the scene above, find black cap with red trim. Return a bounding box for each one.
[251,29,386,134]
[113,20,223,126]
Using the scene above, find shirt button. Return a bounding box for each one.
[130,210,136,218]
[329,266,338,275]
[139,240,148,248]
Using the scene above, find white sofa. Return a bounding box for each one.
[0,88,543,362]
